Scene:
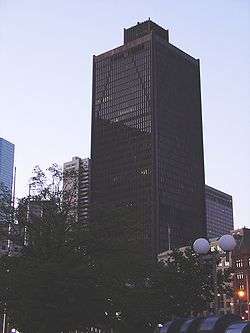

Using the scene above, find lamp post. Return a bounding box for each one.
[193,234,236,315]
[237,290,245,319]
[246,273,250,321]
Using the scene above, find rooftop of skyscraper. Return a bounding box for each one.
[124,18,169,43]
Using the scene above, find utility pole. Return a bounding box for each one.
[168,225,171,251]
[2,311,6,333]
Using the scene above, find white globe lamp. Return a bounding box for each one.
[193,238,210,255]
[218,234,236,252]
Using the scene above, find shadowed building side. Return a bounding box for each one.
[91,19,206,255]
[205,185,234,239]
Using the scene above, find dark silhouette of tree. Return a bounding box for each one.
[0,165,232,333]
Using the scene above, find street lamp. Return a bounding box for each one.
[238,290,245,299]
[237,290,245,319]
[193,234,236,315]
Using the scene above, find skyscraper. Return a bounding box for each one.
[0,138,14,255]
[205,185,234,239]
[0,137,15,193]
[63,156,91,224]
[91,20,206,254]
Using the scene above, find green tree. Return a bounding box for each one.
[0,165,232,333]
[0,165,96,332]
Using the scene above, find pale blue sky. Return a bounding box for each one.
[0,0,249,228]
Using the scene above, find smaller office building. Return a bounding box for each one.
[63,157,91,224]
[205,185,234,239]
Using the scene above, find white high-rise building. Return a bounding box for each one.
[63,157,91,224]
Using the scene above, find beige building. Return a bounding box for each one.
[63,156,91,224]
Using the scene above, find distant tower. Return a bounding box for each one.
[0,137,15,193]
[90,20,207,254]
[0,138,15,254]
[63,157,91,224]
[205,185,234,238]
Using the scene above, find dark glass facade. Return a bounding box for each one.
[205,185,234,239]
[91,20,206,254]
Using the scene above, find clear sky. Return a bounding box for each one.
[0,0,249,228]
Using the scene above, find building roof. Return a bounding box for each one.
[232,227,250,255]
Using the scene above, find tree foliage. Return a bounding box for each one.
[0,165,232,333]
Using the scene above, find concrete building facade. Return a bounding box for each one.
[63,156,91,224]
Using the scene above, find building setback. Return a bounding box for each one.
[63,157,91,224]
[91,19,206,254]
[0,137,15,193]
[205,185,234,239]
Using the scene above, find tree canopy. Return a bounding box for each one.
[0,165,232,333]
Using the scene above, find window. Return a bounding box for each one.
[236,259,243,268]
